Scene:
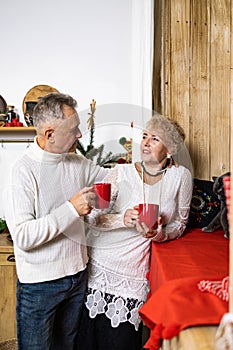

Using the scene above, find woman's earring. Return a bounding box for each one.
[166,154,173,167]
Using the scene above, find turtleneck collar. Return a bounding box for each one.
[26,137,67,164]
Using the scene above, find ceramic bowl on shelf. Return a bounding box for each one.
[0,95,7,114]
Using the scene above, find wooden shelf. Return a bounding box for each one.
[0,127,36,143]
[0,127,35,131]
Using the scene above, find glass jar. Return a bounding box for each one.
[7,105,17,122]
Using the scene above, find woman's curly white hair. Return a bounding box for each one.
[145,113,185,155]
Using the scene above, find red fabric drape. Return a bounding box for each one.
[139,228,229,349]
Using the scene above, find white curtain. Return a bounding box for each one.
[131,0,154,110]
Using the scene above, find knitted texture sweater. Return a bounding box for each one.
[5,138,107,283]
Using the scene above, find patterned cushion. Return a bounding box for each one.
[223,176,231,223]
[187,178,221,228]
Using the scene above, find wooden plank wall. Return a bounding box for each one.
[230,0,233,315]
[153,0,232,179]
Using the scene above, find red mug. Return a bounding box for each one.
[138,203,159,229]
[94,183,111,209]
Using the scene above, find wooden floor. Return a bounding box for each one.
[0,339,17,350]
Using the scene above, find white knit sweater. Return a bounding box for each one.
[5,138,107,283]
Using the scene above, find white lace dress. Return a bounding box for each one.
[85,164,192,330]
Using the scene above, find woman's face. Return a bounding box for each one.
[140,129,168,165]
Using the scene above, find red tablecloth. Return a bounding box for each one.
[139,228,229,350]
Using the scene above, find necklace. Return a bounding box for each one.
[140,161,167,177]
[141,162,164,207]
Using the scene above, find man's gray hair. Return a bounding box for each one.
[33,93,77,129]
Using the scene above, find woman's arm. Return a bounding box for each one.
[161,167,193,240]
[134,168,193,242]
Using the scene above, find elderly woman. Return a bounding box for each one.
[77,114,193,350]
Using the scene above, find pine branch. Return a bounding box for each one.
[76,140,87,156]
[76,100,127,166]
[90,123,95,147]
[98,152,127,167]
[96,144,104,165]
[85,147,100,160]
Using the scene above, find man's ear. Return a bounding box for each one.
[45,128,54,142]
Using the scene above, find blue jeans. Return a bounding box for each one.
[16,269,87,350]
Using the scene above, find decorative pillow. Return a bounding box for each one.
[187,178,221,228]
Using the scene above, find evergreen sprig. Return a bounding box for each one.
[76,101,126,166]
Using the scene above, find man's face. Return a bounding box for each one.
[46,105,82,153]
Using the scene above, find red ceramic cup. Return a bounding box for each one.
[138,203,159,229]
[94,183,111,209]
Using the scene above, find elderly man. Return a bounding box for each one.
[5,93,107,350]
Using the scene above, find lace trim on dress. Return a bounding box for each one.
[85,288,144,331]
[87,260,149,300]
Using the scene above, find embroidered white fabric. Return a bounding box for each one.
[85,287,144,330]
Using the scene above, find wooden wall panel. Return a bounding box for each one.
[153,0,232,179]
[189,0,210,179]
[230,0,233,313]
[169,0,190,135]
[163,0,171,118]
[209,0,231,177]
[153,0,163,113]
[231,0,233,168]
